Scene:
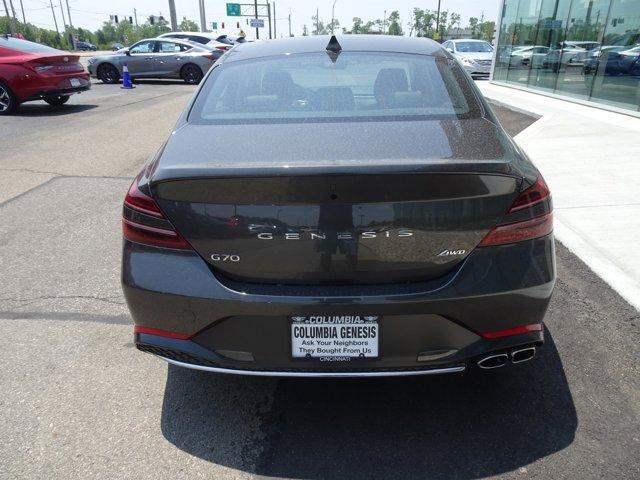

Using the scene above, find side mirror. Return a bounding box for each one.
[446,47,454,53]
[124,48,131,56]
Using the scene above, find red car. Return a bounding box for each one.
[0,35,90,115]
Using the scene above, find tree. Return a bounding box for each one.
[351,17,364,34]
[409,8,424,37]
[449,13,461,31]
[327,18,340,34]
[435,10,448,40]
[387,11,403,36]
[179,18,199,32]
[479,21,496,42]
[311,13,329,35]
[468,17,479,38]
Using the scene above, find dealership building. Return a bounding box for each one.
[491,0,640,115]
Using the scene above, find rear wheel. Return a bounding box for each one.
[98,63,120,84]
[0,83,17,115]
[44,95,71,106]
[181,64,203,85]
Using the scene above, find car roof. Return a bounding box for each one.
[451,39,488,43]
[160,31,218,39]
[222,34,444,63]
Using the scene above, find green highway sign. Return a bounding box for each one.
[226,3,241,16]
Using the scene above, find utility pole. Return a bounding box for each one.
[58,0,67,29]
[7,0,15,19]
[198,0,206,32]
[436,0,441,39]
[65,0,72,28]
[2,0,13,32]
[133,8,138,27]
[267,2,271,39]
[168,0,178,30]
[273,2,276,38]
[383,9,386,34]
[288,12,291,37]
[18,0,25,24]
[49,0,59,35]
[254,0,259,39]
[316,7,319,35]
[331,0,336,34]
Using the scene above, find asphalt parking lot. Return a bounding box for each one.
[0,81,638,479]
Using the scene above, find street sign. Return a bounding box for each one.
[250,18,265,28]
[211,22,218,30]
[226,3,241,16]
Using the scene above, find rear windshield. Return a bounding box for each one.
[0,37,60,54]
[455,41,493,53]
[189,51,481,124]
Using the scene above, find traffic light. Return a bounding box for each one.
[129,17,133,24]
[222,22,225,29]
[149,16,155,25]
[237,22,240,28]
[114,15,119,24]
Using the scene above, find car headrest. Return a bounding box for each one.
[310,87,356,111]
[374,68,409,105]
[261,71,294,96]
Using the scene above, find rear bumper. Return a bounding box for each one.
[123,235,555,376]
[19,72,91,102]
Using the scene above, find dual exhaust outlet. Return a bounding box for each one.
[477,346,536,369]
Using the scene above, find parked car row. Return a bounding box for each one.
[583,45,640,77]
[499,41,604,71]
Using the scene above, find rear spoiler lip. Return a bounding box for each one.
[150,160,521,186]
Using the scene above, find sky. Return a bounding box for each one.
[13,0,501,39]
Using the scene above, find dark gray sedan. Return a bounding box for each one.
[123,35,555,377]
[87,38,222,84]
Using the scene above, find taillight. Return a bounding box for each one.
[479,176,552,247]
[34,65,54,73]
[507,176,550,213]
[122,181,191,250]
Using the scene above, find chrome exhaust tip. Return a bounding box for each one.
[511,346,536,364]
[477,353,508,369]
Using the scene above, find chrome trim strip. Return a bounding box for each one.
[157,355,466,378]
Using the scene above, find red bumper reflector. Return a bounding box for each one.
[134,326,192,340]
[481,323,544,339]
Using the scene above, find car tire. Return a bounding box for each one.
[98,63,120,84]
[44,95,71,106]
[0,82,18,115]
[181,64,203,85]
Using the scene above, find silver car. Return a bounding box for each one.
[87,38,222,85]
[442,39,494,78]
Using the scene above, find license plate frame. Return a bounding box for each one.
[70,78,81,87]
[290,315,380,361]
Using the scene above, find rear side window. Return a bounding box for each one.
[190,52,481,124]
[0,37,60,54]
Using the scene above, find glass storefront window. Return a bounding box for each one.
[493,0,640,114]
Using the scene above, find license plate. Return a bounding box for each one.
[70,78,81,87]
[291,315,379,360]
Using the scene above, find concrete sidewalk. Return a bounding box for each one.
[478,81,640,311]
